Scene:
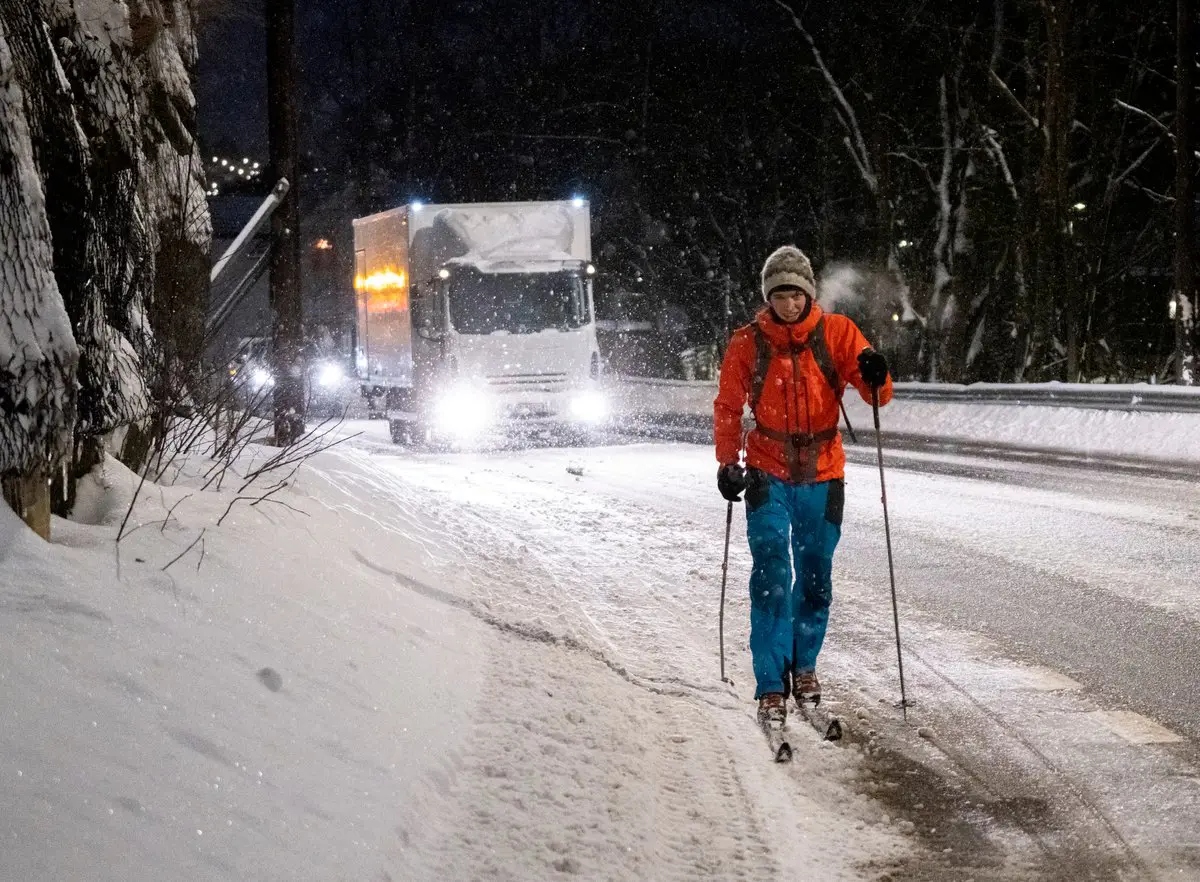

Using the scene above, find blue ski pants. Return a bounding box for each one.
[745,472,843,699]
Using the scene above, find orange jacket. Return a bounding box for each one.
[714,304,893,483]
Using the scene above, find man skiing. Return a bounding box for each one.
[714,245,892,730]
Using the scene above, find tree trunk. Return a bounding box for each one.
[1177,0,1196,384]
[2,472,51,539]
[266,0,306,444]
[1033,1,1074,380]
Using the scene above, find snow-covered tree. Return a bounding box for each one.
[1,0,211,531]
[0,18,79,535]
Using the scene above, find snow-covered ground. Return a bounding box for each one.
[0,431,907,881]
[3,413,1200,879]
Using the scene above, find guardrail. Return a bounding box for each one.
[613,377,1200,414]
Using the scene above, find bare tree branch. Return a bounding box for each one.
[1112,136,1167,191]
[989,69,1044,137]
[162,528,206,573]
[216,482,309,527]
[473,130,625,146]
[160,493,194,533]
[772,0,878,192]
[1114,99,1173,137]
[982,131,1019,203]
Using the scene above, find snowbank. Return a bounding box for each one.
[610,378,1200,465]
[0,452,480,881]
[841,393,1200,465]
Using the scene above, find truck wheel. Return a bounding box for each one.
[385,387,413,411]
[388,418,410,445]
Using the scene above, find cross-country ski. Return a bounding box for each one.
[794,699,845,743]
[760,717,794,763]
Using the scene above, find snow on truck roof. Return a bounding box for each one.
[354,200,592,270]
[352,199,587,225]
[445,255,589,274]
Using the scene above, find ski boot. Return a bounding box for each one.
[757,693,787,728]
[794,670,821,706]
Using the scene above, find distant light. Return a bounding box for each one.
[586,264,596,276]
[438,268,451,279]
[572,196,585,208]
[314,238,333,250]
[237,168,245,175]
[242,157,249,164]
[1073,201,1087,211]
[892,313,900,322]
[211,156,218,163]
[1169,298,1178,319]
[220,159,228,166]
[898,239,911,249]
[411,200,425,212]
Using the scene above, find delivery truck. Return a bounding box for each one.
[352,200,607,444]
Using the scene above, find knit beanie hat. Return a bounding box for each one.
[761,245,816,301]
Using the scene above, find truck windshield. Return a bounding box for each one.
[447,271,587,335]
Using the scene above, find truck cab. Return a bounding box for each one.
[353,200,608,445]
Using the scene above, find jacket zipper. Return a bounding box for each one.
[789,345,804,434]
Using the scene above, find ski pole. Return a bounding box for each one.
[872,388,910,719]
[719,499,734,686]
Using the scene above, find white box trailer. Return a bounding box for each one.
[352,200,607,443]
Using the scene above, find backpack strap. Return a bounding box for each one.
[807,318,841,398]
[749,324,773,415]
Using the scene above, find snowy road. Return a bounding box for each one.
[330,422,1200,880]
[4,421,1199,880]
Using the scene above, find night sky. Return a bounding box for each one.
[196,1,755,174]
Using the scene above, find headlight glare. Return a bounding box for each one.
[432,385,493,439]
[317,362,344,388]
[570,390,609,424]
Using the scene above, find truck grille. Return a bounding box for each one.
[485,372,569,392]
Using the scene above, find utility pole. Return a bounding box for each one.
[266,0,305,442]
[1176,0,1196,384]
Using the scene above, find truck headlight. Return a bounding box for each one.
[570,390,609,424]
[251,367,274,389]
[317,361,344,388]
[433,385,493,439]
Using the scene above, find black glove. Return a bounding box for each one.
[857,348,889,389]
[717,463,746,502]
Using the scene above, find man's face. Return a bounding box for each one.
[769,287,809,323]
